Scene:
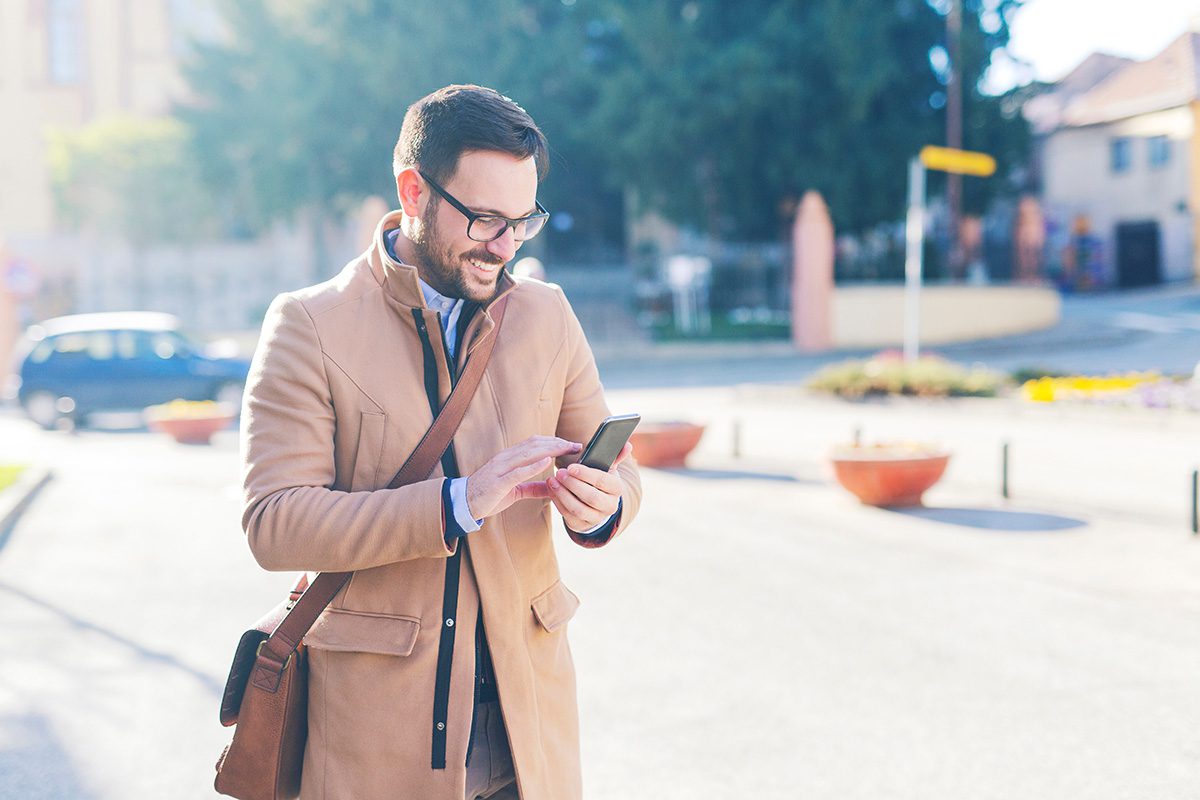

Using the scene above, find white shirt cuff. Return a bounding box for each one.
[450,477,483,533]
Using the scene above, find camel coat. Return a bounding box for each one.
[240,211,642,799]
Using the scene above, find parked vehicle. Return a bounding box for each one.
[11,312,251,430]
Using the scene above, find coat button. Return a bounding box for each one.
[445,618,454,627]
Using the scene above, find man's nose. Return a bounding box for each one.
[485,228,519,263]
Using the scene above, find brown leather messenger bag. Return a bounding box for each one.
[214,296,508,800]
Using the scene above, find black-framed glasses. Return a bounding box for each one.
[419,171,550,243]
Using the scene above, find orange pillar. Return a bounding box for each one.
[790,191,834,351]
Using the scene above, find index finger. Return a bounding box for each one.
[501,437,581,470]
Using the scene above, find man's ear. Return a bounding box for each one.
[395,168,425,217]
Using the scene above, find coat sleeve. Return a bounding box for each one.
[551,287,642,548]
[240,293,455,572]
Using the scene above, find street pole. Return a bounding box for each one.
[904,156,926,363]
[946,0,963,280]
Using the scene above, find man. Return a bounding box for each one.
[240,85,642,800]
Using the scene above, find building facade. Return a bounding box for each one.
[1027,34,1200,288]
[0,0,354,374]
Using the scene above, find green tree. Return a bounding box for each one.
[47,116,217,246]
[47,116,219,308]
[176,0,1028,253]
[585,0,1027,238]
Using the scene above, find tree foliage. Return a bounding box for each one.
[47,116,218,245]
[176,0,1029,246]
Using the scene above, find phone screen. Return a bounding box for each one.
[579,413,641,471]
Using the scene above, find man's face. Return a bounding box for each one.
[411,150,539,303]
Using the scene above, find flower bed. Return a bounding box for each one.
[1020,372,1200,411]
[807,352,1005,399]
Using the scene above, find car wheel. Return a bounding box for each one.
[23,391,65,430]
[214,381,245,412]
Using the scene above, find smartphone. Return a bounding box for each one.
[578,413,641,471]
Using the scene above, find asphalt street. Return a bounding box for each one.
[1,370,1198,798]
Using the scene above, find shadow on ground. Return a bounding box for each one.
[0,713,97,800]
[0,582,223,697]
[890,505,1087,532]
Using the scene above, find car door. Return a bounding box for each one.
[43,330,119,413]
[125,330,212,406]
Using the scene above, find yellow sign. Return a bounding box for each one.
[919,145,996,177]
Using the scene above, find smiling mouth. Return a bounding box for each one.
[467,257,504,273]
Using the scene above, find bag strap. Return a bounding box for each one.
[250,296,509,692]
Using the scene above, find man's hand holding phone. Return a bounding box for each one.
[540,413,639,532]
[545,441,633,532]
[470,415,638,532]
[466,436,582,520]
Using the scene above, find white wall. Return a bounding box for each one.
[1042,106,1193,284]
[832,285,1061,348]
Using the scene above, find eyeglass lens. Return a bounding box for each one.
[469,215,547,243]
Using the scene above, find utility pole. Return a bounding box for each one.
[946,0,963,281]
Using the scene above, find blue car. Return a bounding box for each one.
[12,312,251,429]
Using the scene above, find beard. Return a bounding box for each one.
[411,200,507,303]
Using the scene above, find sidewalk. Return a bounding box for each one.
[567,380,1200,798]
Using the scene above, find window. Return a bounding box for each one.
[47,0,82,85]
[28,340,54,364]
[85,332,114,361]
[1111,137,1132,173]
[114,331,138,360]
[1148,136,1171,168]
[143,331,191,360]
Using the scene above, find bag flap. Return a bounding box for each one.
[531,580,581,633]
[220,627,268,727]
[302,608,421,656]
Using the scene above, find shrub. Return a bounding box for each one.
[807,353,1006,399]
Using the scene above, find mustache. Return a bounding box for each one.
[464,250,507,267]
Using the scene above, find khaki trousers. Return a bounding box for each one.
[464,700,517,799]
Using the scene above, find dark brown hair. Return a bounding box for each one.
[393,84,549,184]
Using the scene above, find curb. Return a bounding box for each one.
[0,465,53,550]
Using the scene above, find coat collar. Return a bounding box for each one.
[367,210,517,312]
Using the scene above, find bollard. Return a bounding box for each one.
[853,427,861,447]
[1001,441,1010,500]
[1192,469,1198,536]
[732,419,742,459]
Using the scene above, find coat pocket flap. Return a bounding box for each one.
[531,580,581,633]
[303,609,421,656]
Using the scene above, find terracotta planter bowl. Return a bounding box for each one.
[830,451,950,507]
[147,414,235,445]
[629,422,705,468]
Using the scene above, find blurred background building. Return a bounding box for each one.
[0,0,353,352]
[1026,31,1200,290]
